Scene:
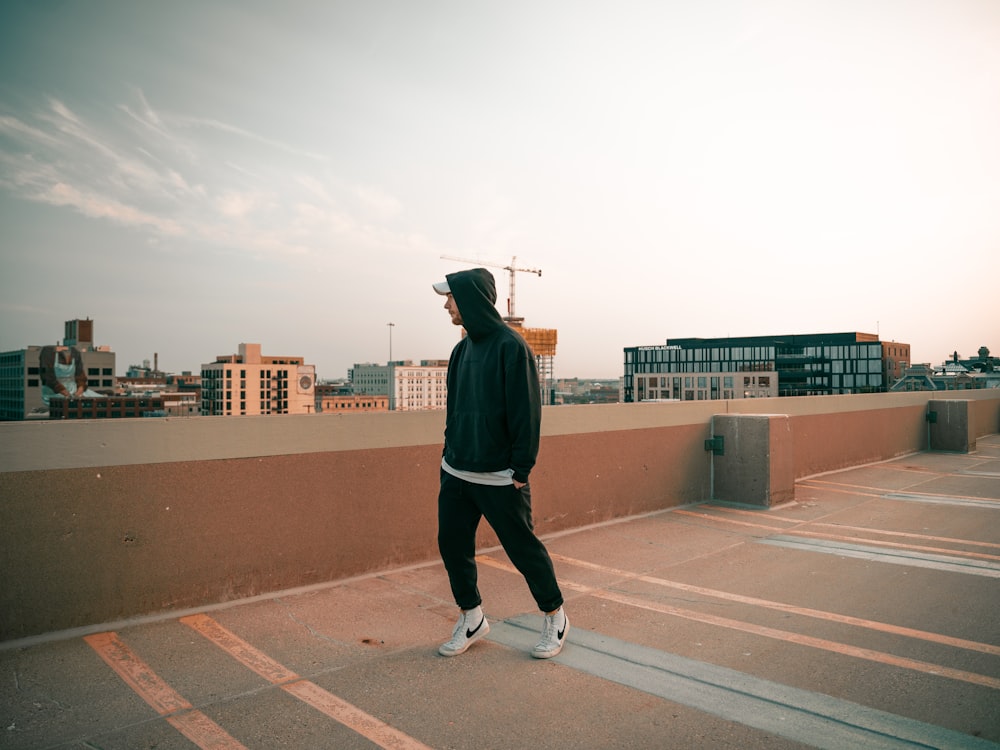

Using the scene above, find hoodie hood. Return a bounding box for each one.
[445,267,506,341]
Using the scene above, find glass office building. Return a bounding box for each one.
[623,332,885,402]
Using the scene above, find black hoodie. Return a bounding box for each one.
[442,268,541,483]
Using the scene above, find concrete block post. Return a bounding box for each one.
[710,414,795,508]
[927,399,976,453]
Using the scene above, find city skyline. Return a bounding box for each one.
[2,1,999,380]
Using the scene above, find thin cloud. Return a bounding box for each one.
[216,190,273,218]
[40,98,123,164]
[170,114,330,162]
[44,181,184,235]
[47,98,82,125]
[0,90,414,262]
[0,115,61,146]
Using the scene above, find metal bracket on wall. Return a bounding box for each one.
[926,410,937,423]
[704,435,724,456]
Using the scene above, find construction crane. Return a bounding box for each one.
[439,255,541,321]
[440,254,557,405]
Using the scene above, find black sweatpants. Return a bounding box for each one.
[437,470,564,613]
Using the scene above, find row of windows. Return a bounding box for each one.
[630,362,775,374]
[633,369,882,399]
[23,379,115,388]
[777,344,882,359]
[637,373,774,401]
[203,379,282,387]
[642,375,765,389]
[629,343,883,363]
[201,369,292,379]
[201,400,291,413]
[203,391,288,400]
[11,366,115,376]
[324,401,386,409]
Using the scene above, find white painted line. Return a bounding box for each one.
[759,536,1000,578]
[489,616,997,750]
[883,493,1000,509]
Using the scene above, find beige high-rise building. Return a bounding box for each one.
[200,343,316,416]
[391,359,448,411]
[350,360,448,411]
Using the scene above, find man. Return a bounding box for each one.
[432,267,568,659]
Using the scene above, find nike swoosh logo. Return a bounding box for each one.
[557,622,566,640]
[466,617,485,638]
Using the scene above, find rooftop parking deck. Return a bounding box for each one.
[1,391,998,748]
[1,436,999,748]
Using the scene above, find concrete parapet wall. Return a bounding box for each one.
[711,414,795,508]
[2,390,998,642]
[928,399,976,452]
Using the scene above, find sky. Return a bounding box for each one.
[1,0,998,380]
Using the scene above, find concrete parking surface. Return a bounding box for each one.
[3,436,999,749]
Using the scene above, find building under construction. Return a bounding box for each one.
[506,319,558,405]
[441,255,558,405]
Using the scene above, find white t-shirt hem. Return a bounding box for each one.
[442,457,514,486]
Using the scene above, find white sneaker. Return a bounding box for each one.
[438,607,490,657]
[532,608,569,659]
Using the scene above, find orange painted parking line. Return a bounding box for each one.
[181,614,433,750]
[807,522,1000,550]
[677,508,1000,560]
[785,529,1000,562]
[283,680,433,750]
[794,481,884,499]
[698,506,800,523]
[478,555,1000,686]
[801,479,995,505]
[702,504,1000,549]
[672,509,784,532]
[588,586,1000,690]
[544,553,1000,657]
[181,614,297,683]
[84,631,248,749]
[872,464,948,475]
[710,500,1000,550]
